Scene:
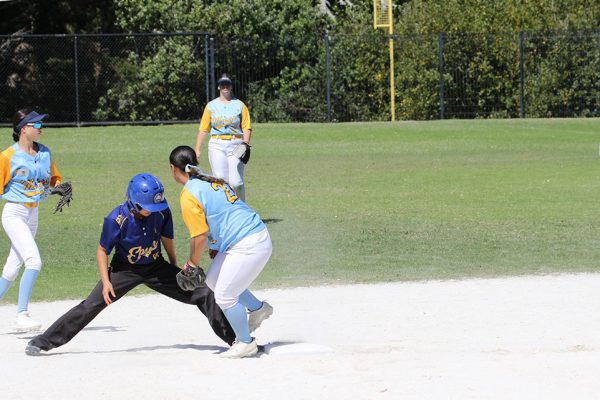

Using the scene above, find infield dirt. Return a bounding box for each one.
[1,273,600,399]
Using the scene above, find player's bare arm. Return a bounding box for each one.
[189,232,207,267]
[243,129,251,144]
[96,244,115,305]
[161,236,177,266]
[195,130,209,159]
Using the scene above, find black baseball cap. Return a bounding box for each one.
[217,76,232,86]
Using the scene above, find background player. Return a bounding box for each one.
[0,109,62,332]
[194,73,252,201]
[25,173,235,355]
[169,145,272,358]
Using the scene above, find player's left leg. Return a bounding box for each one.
[2,204,43,332]
[226,148,245,201]
[144,259,235,345]
[26,268,146,354]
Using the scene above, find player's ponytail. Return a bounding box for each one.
[12,108,31,142]
[169,145,225,184]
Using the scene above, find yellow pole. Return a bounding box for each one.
[388,4,395,121]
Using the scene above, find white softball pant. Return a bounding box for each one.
[206,228,272,310]
[1,202,42,281]
[208,138,246,200]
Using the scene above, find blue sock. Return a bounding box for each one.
[0,277,13,300]
[222,302,252,343]
[238,289,263,312]
[17,269,39,313]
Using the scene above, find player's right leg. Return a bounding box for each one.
[213,229,272,358]
[207,139,229,179]
[25,269,144,355]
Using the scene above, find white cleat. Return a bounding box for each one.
[248,301,273,333]
[14,311,42,333]
[220,338,259,359]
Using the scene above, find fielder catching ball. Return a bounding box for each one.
[25,173,235,355]
[0,109,71,333]
[170,146,273,358]
[194,73,252,201]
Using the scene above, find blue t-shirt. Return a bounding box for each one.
[99,202,174,265]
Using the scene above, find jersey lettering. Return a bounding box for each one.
[127,240,159,264]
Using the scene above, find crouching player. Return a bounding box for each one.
[25,173,235,355]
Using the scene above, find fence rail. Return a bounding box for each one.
[0,30,598,126]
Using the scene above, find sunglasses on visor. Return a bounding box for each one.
[27,122,43,129]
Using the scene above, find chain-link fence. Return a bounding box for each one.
[1,30,599,126]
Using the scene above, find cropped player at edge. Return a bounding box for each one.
[194,73,252,202]
[25,173,235,356]
[170,146,273,359]
[0,109,68,333]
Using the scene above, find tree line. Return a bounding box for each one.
[1,0,599,122]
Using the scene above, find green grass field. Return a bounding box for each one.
[1,118,599,303]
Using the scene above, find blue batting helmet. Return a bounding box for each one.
[126,173,168,212]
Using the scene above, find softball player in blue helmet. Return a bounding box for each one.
[0,108,62,332]
[25,173,235,355]
[170,146,273,358]
[194,73,252,201]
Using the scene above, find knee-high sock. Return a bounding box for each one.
[239,289,262,312]
[0,277,12,300]
[17,269,39,313]
[222,302,252,343]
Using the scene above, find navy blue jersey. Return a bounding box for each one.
[99,202,174,265]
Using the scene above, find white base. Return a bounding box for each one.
[264,342,334,356]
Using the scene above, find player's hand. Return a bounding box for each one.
[102,281,116,305]
[209,249,218,259]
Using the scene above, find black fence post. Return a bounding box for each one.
[73,35,81,126]
[438,32,445,120]
[325,34,331,122]
[210,37,216,99]
[519,31,525,118]
[204,34,210,104]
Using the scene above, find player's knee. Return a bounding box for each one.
[230,178,244,189]
[214,293,237,310]
[1,271,17,283]
[24,256,42,271]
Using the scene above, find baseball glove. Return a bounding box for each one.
[231,142,251,164]
[176,261,206,291]
[50,182,73,214]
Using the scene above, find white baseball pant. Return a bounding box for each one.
[1,202,42,281]
[205,228,272,310]
[208,138,246,201]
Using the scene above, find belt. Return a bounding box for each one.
[8,201,38,208]
[211,134,243,141]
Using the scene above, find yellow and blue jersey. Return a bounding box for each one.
[99,202,174,265]
[0,142,61,203]
[199,98,251,136]
[180,177,264,253]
